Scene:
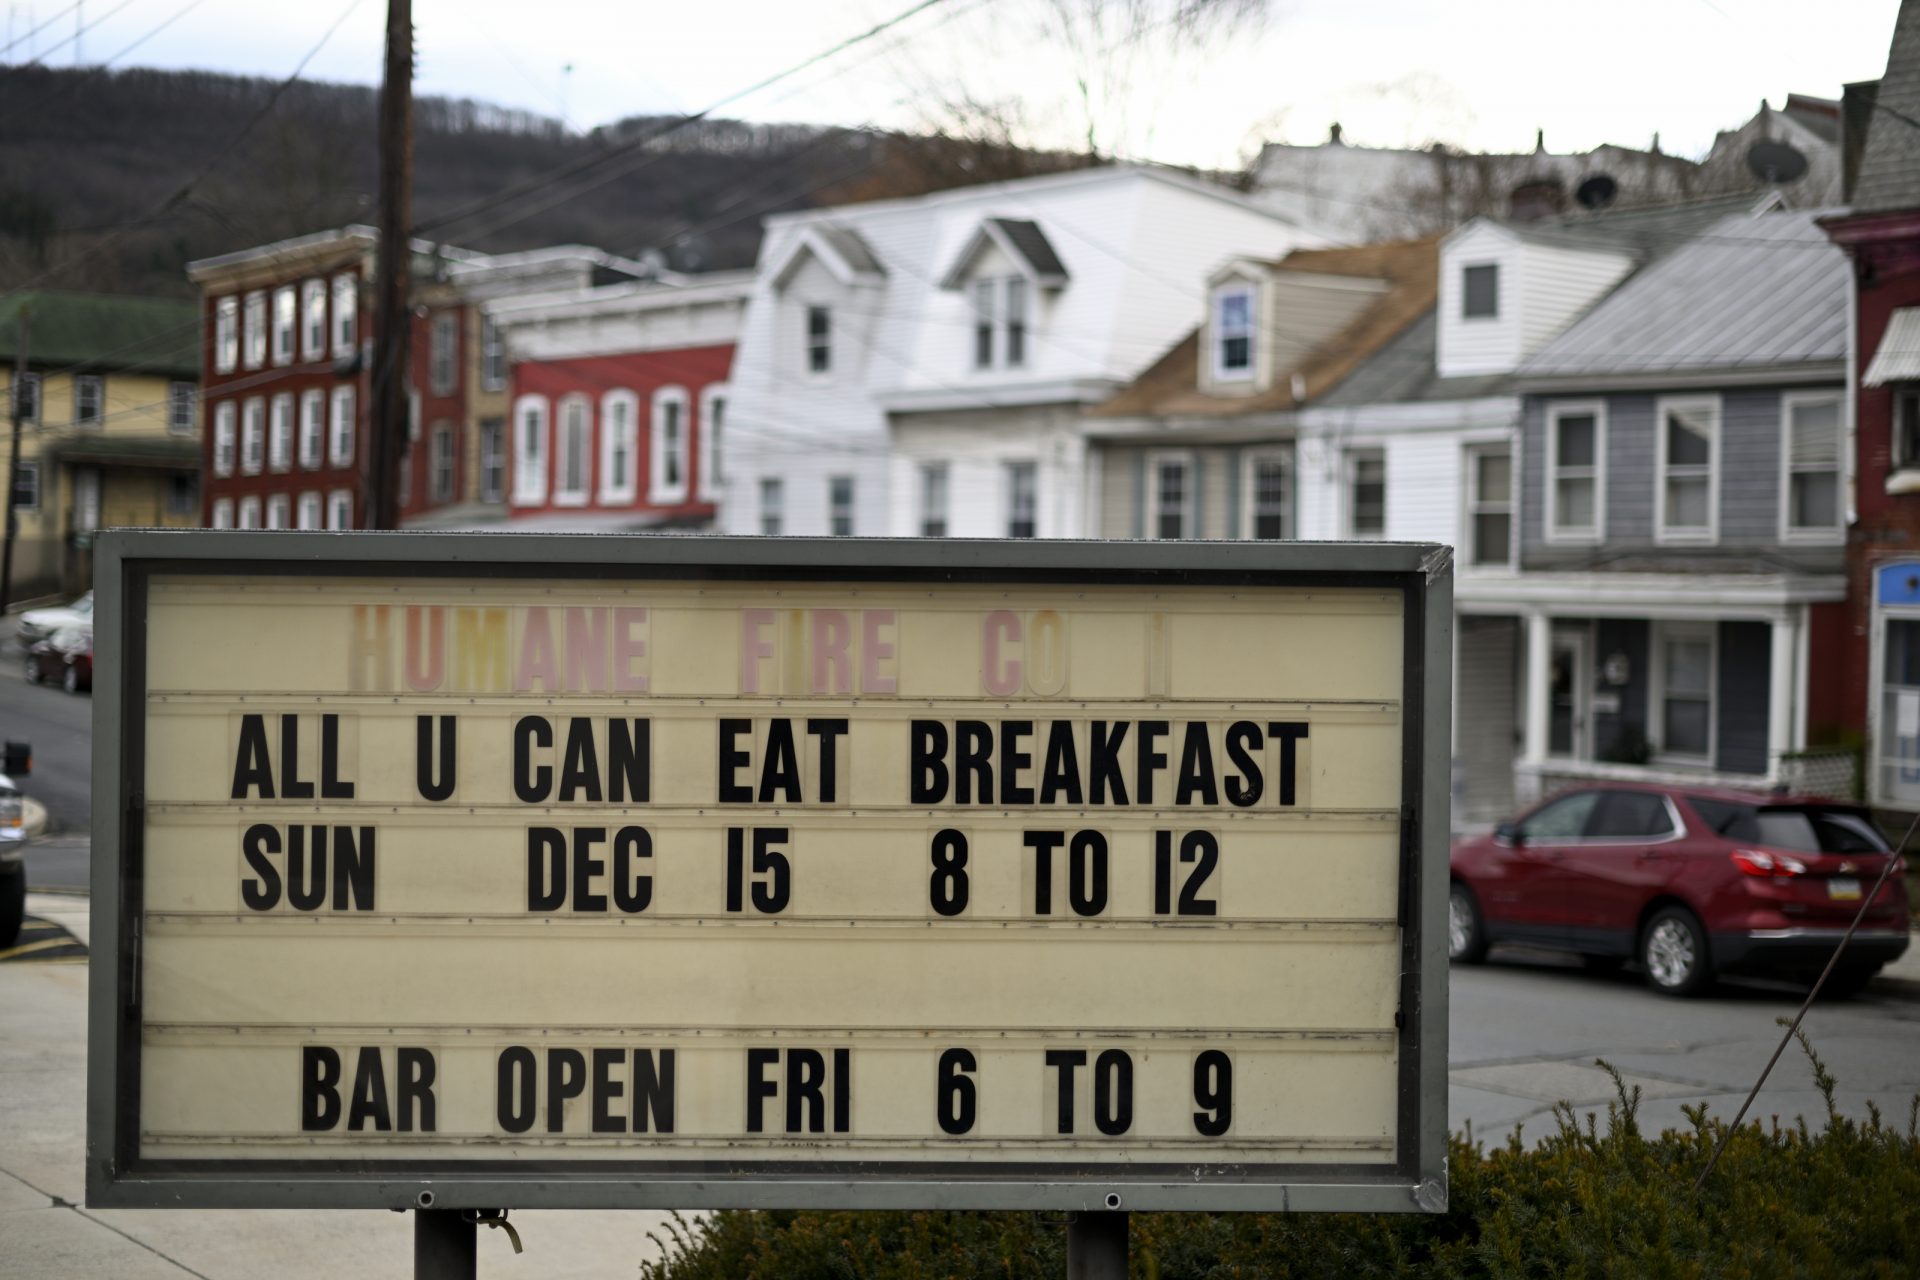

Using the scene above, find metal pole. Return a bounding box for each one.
[1066,1210,1127,1280]
[369,0,414,531]
[1,304,28,612]
[414,1208,476,1280]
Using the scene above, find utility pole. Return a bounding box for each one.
[1,305,28,613]
[368,0,414,531]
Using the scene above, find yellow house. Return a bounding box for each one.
[0,290,200,601]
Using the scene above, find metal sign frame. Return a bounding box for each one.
[87,530,1451,1213]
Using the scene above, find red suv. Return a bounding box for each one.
[1449,784,1910,997]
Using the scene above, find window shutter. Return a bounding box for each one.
[1191,453,1206,539]
[1131,454,1145,540]
[1225,450,1241,540]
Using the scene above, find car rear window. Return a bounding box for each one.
[1689,798,1889,853]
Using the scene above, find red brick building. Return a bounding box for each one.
[486,271,753,530]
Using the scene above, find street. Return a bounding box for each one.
[0,616,93,891]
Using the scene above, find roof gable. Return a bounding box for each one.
[938,218,1069,290]
[1853,3,1920,213]
[768,224,887,291]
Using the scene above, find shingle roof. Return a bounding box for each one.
[0,290,198,379]
[816,226,886,278]
[1517,209,1848,380]
[989,218,1068,281]
[1853,2,1920,213]
[1314,309,1516,406]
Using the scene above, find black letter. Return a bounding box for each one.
[591,1047,625,1134]
[320,714,355,798]
[572,827,608,912]
[759,719,800,803]
[955,720,994,804]
[633,1049,675,1134]
[546,1048,586,1133]
[281,715,314,799]
[347,1047,392,1131]
[1174,724,1219,806]
[1224,722,1263,807]
[1093,1049,1133,1136]
[1136,721,1169,805]
[497,1047,536,1133]
[910,721,949,804]
[417,715,456,801]
[241,823,282,910]
[937,1047,977,1135]
[1038,721,1084,805]
[1000,720,1034,805]
[718,719,752,803]
[1045,1049,1085,1134]
[746,1048,779,1133]
[513,716,553,803]
[807,718,848,803]
[231,713,274,799]
[398,1047,436,1132]
[1268,722,1309,806]
[612,827,653,913]
[1025,830,1064,914]
[301,1046,341,1130]
[559,719,603,802]
[527,828,566,911]
[609,720,650,803]
[1089,722,1129,805]
[333,826,375,911]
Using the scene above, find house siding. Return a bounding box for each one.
[1514,240,1635,354]
[1456,616,1519,823]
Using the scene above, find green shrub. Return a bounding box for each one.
[639,1047,1920,1279]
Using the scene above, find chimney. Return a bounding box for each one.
[1329,122,1344,146]
[1534,127,1546,154]
[1650,131,1661,155]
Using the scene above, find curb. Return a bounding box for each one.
[1873,974,1920,1001]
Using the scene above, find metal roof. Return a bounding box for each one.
[1865,308,1920,386]
[1853,3,1920,213]
[1517,208,1848,381]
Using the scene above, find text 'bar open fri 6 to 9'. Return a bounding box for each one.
[87,533,1451,1214]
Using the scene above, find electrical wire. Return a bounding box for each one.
[0,0,81,59]
[0,0,212,131]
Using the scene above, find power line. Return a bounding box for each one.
[10,0,138,69]
[0,0,79,58]
[0,0,213,131]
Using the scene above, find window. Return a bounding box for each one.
[1586,791,1679,840]
[268,393,294,472]
[697,385,727,502]
[430,423,456,503]
[1346,448,1386,539]
[10,460,37,511]
[242,291,267,369]
[555,395,590,504]
[1244,450,1289,540]
[331,273,357,357]
[430,312,458,396]
[327,489,353,531]
[759,476,784,535]
[481,316,506,391]
[969,277,1032,371]
[599,390,638,504]
[168,381,195,435]
[1149,454,1192,540]
[920,462,949,537]
[828,475,855,536]
[301,279,327,360]
[1898,385,1920,472]
[241,397,266,474]
[650,387,690,503]
[210,498,233,529]
[212,401,236,476]
[479,418,505,504]
[297,491,322,530]
[1546,402,1604,541]
[298,390,324,469]
[806,305,831,375]
[74,375,103,426]
[1466,445,1513,567]
[1006,460,1037,538]
[71,468,99,532]
[214,296,239,373]
[1783,393,1842,538]
[1462,263,1498,319]
[328,386,356,467]
[237,496,261,530]
[271,285,296,365]
[10,371,38,424]
[1656,396,1718,543]
[1653,622,1715,762]
[1213,284,1254,380]
[1515,790,1600,841]
[973,279,996,369]
[266,493,291,530]
[512,396,548,505]
[1005,278,1028,369]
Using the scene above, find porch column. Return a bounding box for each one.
[1767,609,1799,780]
[1522,609,1551,767]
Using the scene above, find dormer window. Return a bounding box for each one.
[1462,263,1498,319]
[1213,285,1254,381]
[806,305,832,375]
[971,278,1030,371]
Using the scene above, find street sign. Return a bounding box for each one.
[88,533,1450,1213]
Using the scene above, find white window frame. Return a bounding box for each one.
[1145,450,1194,541]
[265,493,291,530]
[1344,446,1387,541]
[649,386,691,504]
[1461,262,1499,320]
[759,476,784,536]
[242,290,267,370]
[1544,399,1607,544]
[237,496,262,530]
[430,311,458,396]
[1211,281,1256,383]
[597,389,639,505]
[479,417,505,504]
[167,381,195,435]
[828,474,855,537]
[1241,447,1291,541]
[241,397,266,475]
[11,459,38,511]
[920,461,949,537]
[301,279,327,361]
[298,389,325,469]
[11,371,39,424]
[553,394,592,506]
[972,278,996,371]
[1649,620,1718,767]
[297,491,322,530]
[1005,459,1038,539]
[73,374,103,427]
[268,392,294,473]
[212,401,236,477]
[1779,390,1845,544]
[1654,393,1720,546]
[328,386,356,468]
[327,489,353,531]
[512,394,549,506]
[330,273,357,358]
[804,304,832,378]
[271,285,296,366]
[210,497,233,529]
[697,384,727,502]
[429,422,456,504]
[1463,441,1516,570]
[214,296,239,373]
[481,315,506,391]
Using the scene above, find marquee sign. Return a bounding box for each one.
[87,533,1450,1213]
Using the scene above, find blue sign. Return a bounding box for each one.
[1877,563,1920,606]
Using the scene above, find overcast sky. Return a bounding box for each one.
[7,0,1904,167]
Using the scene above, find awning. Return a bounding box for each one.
[1865,307,1920,387]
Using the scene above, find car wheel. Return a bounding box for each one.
[1640,906,1712,996]
[62,664,79,694]
[21,658,36,684]
[1448,882,1489,964]
[0,872,23,949]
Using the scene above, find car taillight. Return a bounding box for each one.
[1730,849,1807,877]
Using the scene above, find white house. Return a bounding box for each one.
[718,166,1330,539]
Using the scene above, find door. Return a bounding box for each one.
[1548,629,1591,760]
[1484,789,1601,937]
[1554,789,1683,954]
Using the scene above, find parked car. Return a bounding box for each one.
[24,626,91,693]
[0,773,25,948]
[1449,784,1910,997]
[17,590,92,647]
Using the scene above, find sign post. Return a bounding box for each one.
[88,533,1450,1250]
